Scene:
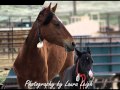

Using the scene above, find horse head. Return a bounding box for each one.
[75,47,94,81]
[35,3,75,52]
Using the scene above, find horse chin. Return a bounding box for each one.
[65,45,74,52]
[64,41,75,52]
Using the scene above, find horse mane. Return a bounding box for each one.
[24,21,39,52]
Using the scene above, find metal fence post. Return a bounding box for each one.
[109,37,112,72]
[12,26,14,61]
[8,16,11,59]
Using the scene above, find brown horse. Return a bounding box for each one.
[13,3,75,89]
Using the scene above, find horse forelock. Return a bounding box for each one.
[43,12,54,25]
[81,51,89,55]
[76,51,89,60]
[37,7,54,25]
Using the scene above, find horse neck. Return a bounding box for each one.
[75,57,82,74]
[24,22,53,55]
[25,22,40,53]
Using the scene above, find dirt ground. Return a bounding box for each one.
[0,54,16,84]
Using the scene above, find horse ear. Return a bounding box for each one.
[87,47,91,54]
[52,3,57,13]
[75,48,82,57]
[47,3,52,10]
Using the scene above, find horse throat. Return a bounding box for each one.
[37,28,43,48]
[75,60,87,82]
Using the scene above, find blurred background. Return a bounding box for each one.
[0,1,120,89]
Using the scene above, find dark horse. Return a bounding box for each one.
[63,47,94,89]
[13,3,75,89]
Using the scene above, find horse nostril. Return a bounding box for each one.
[72,42,75,47]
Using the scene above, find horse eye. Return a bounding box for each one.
[87,57,89,60]
[54,22,60,27]
[92,60,93,63]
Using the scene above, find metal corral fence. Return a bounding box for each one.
[0,28,120,88]
[74,36,120,73]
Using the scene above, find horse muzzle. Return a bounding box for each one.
[64,41,75,52]
[88,70,94,79]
